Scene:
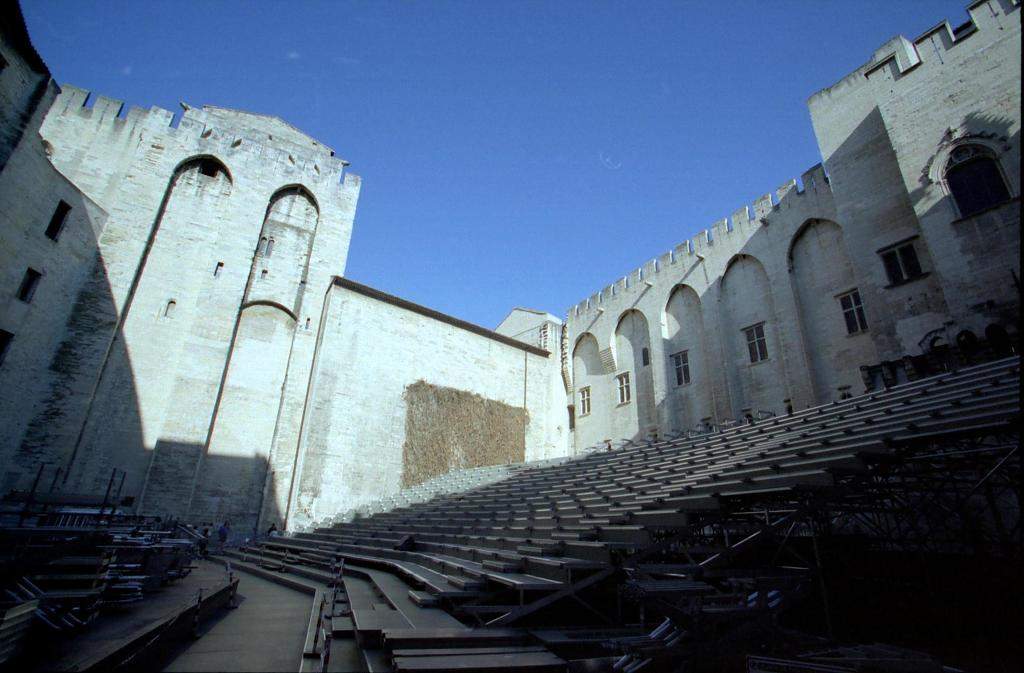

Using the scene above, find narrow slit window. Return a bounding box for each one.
[164,300,176,318]
[743,323,768,363]
[641,347,650,367]
[214,262,224,277]
[671,350,690,386]
[260,269,268,280]
[258,237,268,255]
[579,386,591,416]
[265,238,274,257]
[16,268,42,303]
[45,201,72,241]
[0,329,13,366]
[616,373,631,405]
[838,289,868,334]
[304,317,311,330]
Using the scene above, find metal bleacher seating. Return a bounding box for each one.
[306,458,573,530]
[240,356,1019,671]
[0,487,203,666]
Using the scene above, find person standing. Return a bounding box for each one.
[217,521,230,553]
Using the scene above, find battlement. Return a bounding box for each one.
[567,163,830,319]
[48,85,357,188]
[812,0,1019,99]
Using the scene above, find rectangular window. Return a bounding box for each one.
[16,268,42,303]
[0,329,12,366]
[880,241,924,285]
[579,387,591,416]
[45,201,72,241]
[743,323,768,363]
[671,351,690,386]
[616,373,631,405]
[838,289,868,334]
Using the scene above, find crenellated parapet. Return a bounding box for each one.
[567,163,832,319]
[811,0,1019,100]
[46,85,359,192]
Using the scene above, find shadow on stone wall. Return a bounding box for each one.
[905,112,1021,335]
[631,107,1020,442]
[3,157,281,535]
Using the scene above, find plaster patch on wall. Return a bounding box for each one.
[401,381,526,488]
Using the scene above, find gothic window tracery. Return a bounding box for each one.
[944,145,1010,218]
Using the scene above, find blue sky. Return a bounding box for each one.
[23,1,968,329]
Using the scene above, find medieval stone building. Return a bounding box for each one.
[566,0,1020,451]
[0,0,1019,534]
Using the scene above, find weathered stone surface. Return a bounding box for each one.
[567,0,1020,450]
[0,1,1017,532]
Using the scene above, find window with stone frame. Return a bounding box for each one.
[838,289,868,335]
[879,240,924,286]
[579,386,591,416]
[671,350,691,386]
[743,323,768,363]
[616,373,631,405]
[945,145,1011,218]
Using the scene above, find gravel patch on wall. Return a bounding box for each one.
[402,380,526,488]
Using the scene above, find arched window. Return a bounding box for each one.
[945,145,1010,218]
[265,238,275,257]
[164,300,176,318]
[257,237,268,255]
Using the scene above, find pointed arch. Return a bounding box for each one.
[175,154,233,186]
[789,218,878,403]
[663,284,713,429]
[720,253,784,416]
[267,183,320,216]
[614,309,657,438]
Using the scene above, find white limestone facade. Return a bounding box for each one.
[564,0,1020,452]
[0,1,1018,528]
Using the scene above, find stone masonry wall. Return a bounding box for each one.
[0,84,360,535]
[565,0,1020,452]
[286,280,557,531]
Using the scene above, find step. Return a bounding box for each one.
[629,509,690,528]
[482,559,522,573]
[392,649,565,672]
[408,590,439,608]
[330,615,355,636]
[446,575,486,591]
[383,628,532,650]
